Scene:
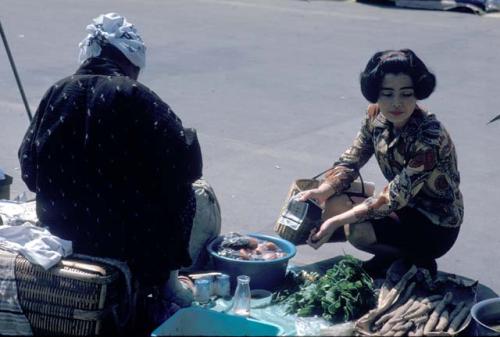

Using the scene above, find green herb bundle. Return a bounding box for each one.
[279,255,376,322]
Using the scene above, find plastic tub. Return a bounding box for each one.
[471,297,500,336]
[151,307,283,336]
[207,233,296,291]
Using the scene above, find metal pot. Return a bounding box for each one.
[471,297,500,336]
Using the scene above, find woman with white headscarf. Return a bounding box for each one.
[18,13,201,326]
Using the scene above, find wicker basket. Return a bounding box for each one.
[12,253,125,336]
[274,178,321,245]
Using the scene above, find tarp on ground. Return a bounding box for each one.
[209,257,483,336]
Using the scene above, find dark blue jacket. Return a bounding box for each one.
[19,57,201,286]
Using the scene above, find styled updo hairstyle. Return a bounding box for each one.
[359,49,436,103]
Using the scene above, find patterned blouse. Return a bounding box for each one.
[324,105,463,228]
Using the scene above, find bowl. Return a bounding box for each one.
[206,233,296,291]
[250,289,273,308]
[471,297,500,336]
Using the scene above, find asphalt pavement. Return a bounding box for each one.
[1,0,500,294]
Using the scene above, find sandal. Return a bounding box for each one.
[362,255,397,279]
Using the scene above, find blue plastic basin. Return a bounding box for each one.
[151,307,284,336]
[206,233,296,291]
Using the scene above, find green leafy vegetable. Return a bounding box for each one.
[276,255,376,322]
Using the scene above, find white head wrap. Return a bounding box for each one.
[78,13,146,69]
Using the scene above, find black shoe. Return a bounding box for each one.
[146,296,182,330]
[402,257,438,278]
[415,259,438,278]
[362,255,397,279]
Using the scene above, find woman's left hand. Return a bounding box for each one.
[306,218,339,250]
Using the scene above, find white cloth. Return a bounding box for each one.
[0,249,33,335]
[0,224,72,270]
[0,201,38,226]
[78,12,146,69]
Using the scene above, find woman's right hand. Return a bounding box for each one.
[298,183,333,205]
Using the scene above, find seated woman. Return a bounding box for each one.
[300,49,463,278]
[18,13,201,322]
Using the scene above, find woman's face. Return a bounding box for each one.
[377,73,417,129]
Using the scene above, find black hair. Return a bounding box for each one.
[359,49,436,103]
[98,42,140,79]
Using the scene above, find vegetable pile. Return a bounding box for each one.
[274,255,376,322]
[355,264,474,336]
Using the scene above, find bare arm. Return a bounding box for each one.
[306,197,376,249]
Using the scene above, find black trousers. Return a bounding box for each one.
[370,207,460,261]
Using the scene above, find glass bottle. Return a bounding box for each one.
[232,275,251,317]
[194,278,211,306]
[215,273,231,299]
